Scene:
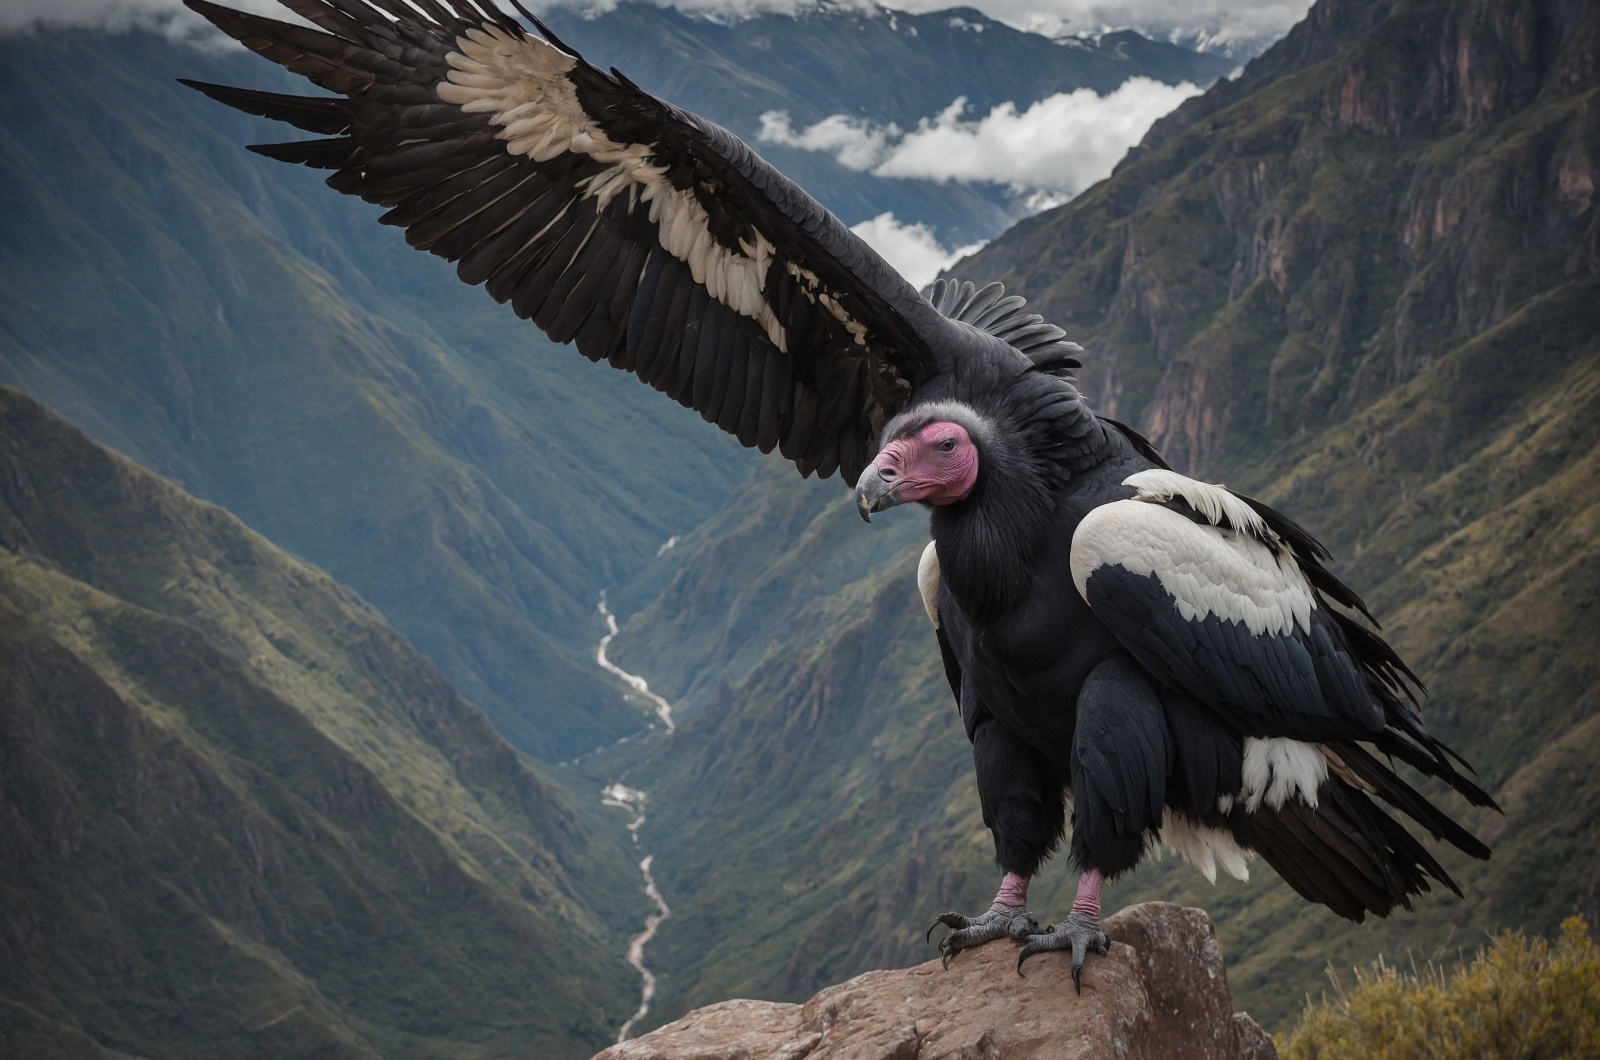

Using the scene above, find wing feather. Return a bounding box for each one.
[183,0,953,483]
[1072,472,1495,819]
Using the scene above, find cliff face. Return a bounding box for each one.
[594,903,1276,1060]
[966,0,1598,472]
[0,389,640,1058]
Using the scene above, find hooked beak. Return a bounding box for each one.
[855,460,905,523]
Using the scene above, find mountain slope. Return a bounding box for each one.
[0,387,641,1058]
[0,14,1227,759]
[0,30,750,759]
[595,0,1600,1032]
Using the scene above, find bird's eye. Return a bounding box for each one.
[938,439,957,453]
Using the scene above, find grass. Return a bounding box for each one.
[1280,917,1600,1060]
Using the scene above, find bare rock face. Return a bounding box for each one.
[596,903,1276,1060]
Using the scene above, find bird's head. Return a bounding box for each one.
[856,401,988,522]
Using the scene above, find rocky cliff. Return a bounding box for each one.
[594,903,1276,1060]
[964,0,1598,473]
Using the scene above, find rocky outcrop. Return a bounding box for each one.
[966,0,1600,475]
[596,903,1276,1060]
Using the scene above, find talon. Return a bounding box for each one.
[925,904,1033,968]
[925,912,965,943]
[1013,914,1105,987]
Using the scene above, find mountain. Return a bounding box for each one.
[0,29,750,761]
[0,388,642,1058]
[593,0,1600,1033]
[0,11,1225,759]
[541,1,1236,245]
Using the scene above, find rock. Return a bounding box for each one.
[595,903,1277,1060]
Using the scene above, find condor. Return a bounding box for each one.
[184,0,1496,990]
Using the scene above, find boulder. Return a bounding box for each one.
[596,902,1276,1059]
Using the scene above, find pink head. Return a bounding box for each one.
[855,419,980,521]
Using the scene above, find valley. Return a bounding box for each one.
[1,0,1595,1054]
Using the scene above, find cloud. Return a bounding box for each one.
[887,0,1311,55]
[0,0,298,41]
[761,76,1203,201]
[850,212,985,289]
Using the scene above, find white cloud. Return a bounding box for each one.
[850,212,985,289]
[0,0,310,42]
[758,110,900,171]
[886,0,1310,55]
[762,76,1203,200]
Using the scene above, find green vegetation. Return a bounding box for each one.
[1280,918,1600,1060]
[0,389,643,1057]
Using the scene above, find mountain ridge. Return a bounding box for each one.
[0,385,642,1058]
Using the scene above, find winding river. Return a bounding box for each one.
[596,592,675,1042]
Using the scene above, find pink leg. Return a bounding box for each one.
[994,871,1030,908]
[1070,868,1103,918]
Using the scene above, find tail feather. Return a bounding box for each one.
[1236,778,1460,922]
[1330,740,1493,859]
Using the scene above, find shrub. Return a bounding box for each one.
[1279,917,1600,1060]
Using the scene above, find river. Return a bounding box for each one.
[596,592,675,1043]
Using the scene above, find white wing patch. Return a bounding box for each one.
[1240,737,1328,812]
[438,27,787,351]
[1160,809,1252,884]
[1123,469,1275,545]
[917,541,940,629]
[1070,497,1316,637]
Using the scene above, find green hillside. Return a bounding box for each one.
[594,0,1600,1033]
[0,387,643,1058]
[0,30,749,761]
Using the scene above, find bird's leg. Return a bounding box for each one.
[1016,868,1110,990]
[925,872,1041,968]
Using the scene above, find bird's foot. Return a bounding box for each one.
[925,903,1039,968]
[1016,912,1109,991]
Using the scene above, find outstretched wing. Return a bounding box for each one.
[1071,469,1495,810]
[182,0,956,483]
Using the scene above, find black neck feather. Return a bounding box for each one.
[925,365,1115,625]
[930,431,1060,626]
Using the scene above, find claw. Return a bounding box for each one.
[925,912,968,943]
[925,904,1034,968]
[1014,914,1108,990]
